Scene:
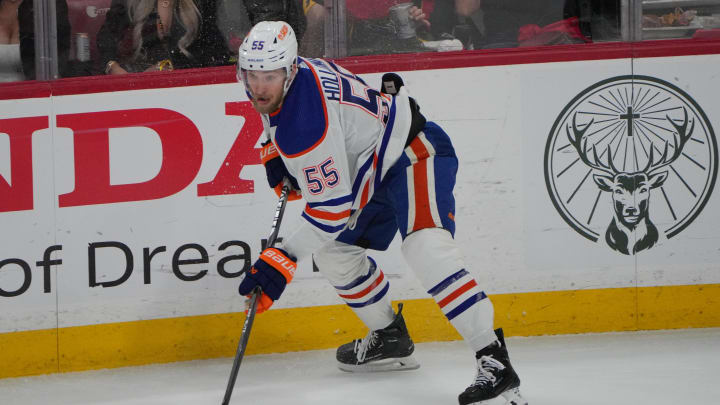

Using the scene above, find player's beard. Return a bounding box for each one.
[251,92,283,114]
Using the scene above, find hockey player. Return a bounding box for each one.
[235,20,528,405]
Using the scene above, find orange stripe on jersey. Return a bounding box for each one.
[360,180,371,209]
[437,279,477,308]
[304,205,351,221]
[412,158,435,231]
[279,58,329,158]
[409,136,431,161]
[339,271,385,299]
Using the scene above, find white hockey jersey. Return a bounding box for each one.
[260,57,413,261]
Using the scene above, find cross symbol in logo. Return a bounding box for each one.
[620,106,640,137]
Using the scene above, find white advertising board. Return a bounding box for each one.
[1,54,719,334]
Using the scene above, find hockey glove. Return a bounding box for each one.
[381,72,404,95]
[238,247,297,313]
[260,140,301,200]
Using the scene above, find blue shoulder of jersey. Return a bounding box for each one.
[271,59,329,157]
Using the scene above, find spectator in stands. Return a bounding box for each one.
[349,0,432,55]
[217,0,305,59]
[215,0,305,62]
[478,0,620,48]
[300,0,325,57]
[65,0,113,76]
[97,0,231,74]
[1,0,71,81]
[565,0,620,42]
[243,0,305,39]
[426,0,482,48]
[0,0,25,82]
[215,0,251,58]
[301,0,433,57]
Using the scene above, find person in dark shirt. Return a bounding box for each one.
[218,0,305,59]
[17,0,72,80]
[243,0,305,40]
[480,0,620,48]
[97,0,230,74]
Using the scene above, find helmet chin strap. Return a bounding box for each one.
[282,63,298,97]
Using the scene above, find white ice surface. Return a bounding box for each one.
[1,328,719,405]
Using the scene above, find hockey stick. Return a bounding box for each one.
[221,183,291,405]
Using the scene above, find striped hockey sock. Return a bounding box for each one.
[402,228,498,352]
[334,257,394,330]
[427,269,496,351]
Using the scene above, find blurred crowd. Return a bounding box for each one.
[0,0,623,82]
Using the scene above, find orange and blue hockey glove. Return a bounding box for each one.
[238,247,297,313]
[260,140,302,201]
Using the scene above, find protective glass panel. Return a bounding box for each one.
[66,0,110,76]
[478,0,621,49]
[62,0,313,76]
[343,0,463,56]
[332,0,622,57]
[298,0,325,57]
[90,0,235,74]
[642,0,720,40]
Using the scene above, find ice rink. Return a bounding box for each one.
[1,328,718,405]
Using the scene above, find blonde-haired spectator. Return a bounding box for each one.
[97,0,230,74]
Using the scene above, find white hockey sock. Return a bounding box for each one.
[332,257,395,330]
[314,241,395,331]
[402,228,498,352]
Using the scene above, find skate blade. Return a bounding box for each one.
[337,355,420,373]
[500,387,528,405]
[468,387,528,405]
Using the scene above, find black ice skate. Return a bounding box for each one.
[458,328,528,405]
[336,303,420,372]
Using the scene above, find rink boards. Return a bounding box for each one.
[1,40,720,378]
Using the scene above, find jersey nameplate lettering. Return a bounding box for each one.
[308,59,341,101]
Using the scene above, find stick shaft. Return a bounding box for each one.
[266,183,290,248]
[221,286,260,405]
[221,185,291,405]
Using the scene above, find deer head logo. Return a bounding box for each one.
[567,108,694,254]
[544,75,717,256]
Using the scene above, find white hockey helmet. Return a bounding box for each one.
[237,21,299,97]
